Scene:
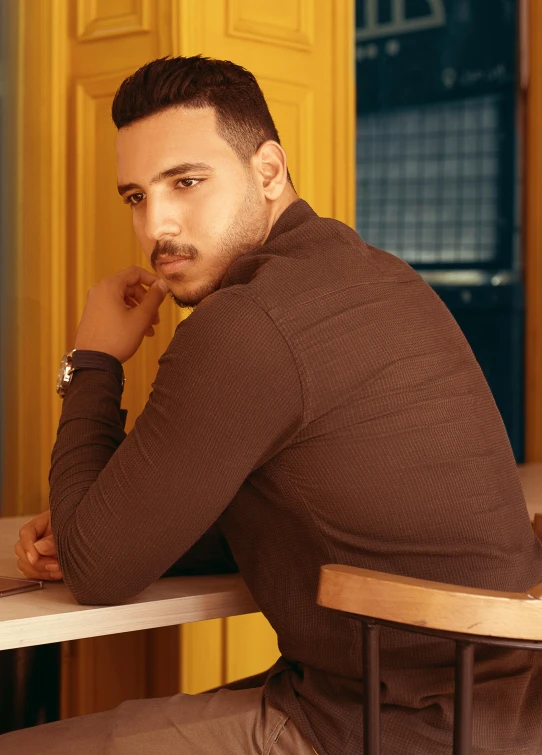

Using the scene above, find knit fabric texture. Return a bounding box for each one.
[50,199,542,755]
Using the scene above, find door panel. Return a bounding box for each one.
[76,0,152,41]
[178,0,337,219]
[227,0,314,50]
[260,79,315,205]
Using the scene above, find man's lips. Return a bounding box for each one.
[157,256,193,274]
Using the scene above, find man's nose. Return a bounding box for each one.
[144,195,182,241]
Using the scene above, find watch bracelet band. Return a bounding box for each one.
[71,350,125,391]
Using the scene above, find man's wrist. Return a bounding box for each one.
[70,350,125,392]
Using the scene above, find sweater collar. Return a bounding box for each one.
[263,198,318,247]
[217,199,318,291]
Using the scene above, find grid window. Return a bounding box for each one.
[356,95,501,265]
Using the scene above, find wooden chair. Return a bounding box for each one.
[317,564,542,755]
[533,513,542,542]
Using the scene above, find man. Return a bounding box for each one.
[4,55,542,754]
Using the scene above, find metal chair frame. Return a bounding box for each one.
[351,613,542,755]
[317,561,542,755]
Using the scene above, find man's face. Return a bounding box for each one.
[116,106,270,308]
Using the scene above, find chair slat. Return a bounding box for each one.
[362,621,381,755]
[453,642,475,755]
[317,564,542,641]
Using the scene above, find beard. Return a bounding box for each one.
[150,179,268,309]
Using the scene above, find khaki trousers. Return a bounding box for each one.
[0,686,317,755]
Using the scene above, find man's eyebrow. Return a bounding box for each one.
[117,162,215,196]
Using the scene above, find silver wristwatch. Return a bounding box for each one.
[56,350,76,398]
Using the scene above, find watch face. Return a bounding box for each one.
[56,353,73,396]
[56,356,68,385]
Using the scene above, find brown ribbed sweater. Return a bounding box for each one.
[50,199,542,755]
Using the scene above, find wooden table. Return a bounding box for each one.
[0,517,258,651]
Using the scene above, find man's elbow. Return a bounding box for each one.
[61,566,141,606]
[67,579,130,606]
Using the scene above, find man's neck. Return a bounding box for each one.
[263,186,299,244]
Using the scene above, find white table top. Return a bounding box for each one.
[0,518,258,651]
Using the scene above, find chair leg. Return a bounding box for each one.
[362,621,381,755]
[453,641,475,755]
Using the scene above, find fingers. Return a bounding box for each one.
[124,282,147,305]
[76,266,168,363]
[18,510,51,566]
[125,284,161,324]
[14,540,62,581]
[15,512,62,581]
[125,281,164,325]
[43,563,63,580]
[15,539,57,568]
[116,266,159,289]
[122,279,168,337]
[139,279,169,319]
[35,535,57,557]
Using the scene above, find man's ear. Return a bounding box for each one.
[253,140,289,200]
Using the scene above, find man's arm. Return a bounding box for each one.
[162,522,239,576]
[49,290,303,605]
[15,513,238,581]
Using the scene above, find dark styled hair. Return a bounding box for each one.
[112,55,286,169]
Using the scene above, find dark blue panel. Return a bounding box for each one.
[433,283,524,460]
[356,0,517,112]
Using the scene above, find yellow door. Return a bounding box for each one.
[4,0,354,712]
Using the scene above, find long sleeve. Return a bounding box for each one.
[161,522,239,576]
[49,290,304,605]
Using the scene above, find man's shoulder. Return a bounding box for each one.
[216,221,423,326]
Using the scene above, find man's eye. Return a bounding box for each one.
[177,178,200,188]
[125,193,144,206]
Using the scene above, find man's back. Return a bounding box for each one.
[214,199,542,754]
[38,198,542,755]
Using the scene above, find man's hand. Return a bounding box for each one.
[14,510,63,581]
[74,266,169,364]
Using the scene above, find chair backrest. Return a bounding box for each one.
[533,513,542,542]
[317,564,542,755]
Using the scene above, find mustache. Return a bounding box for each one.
[151,240,198,269]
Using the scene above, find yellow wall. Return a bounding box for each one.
[4,0,355,714]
